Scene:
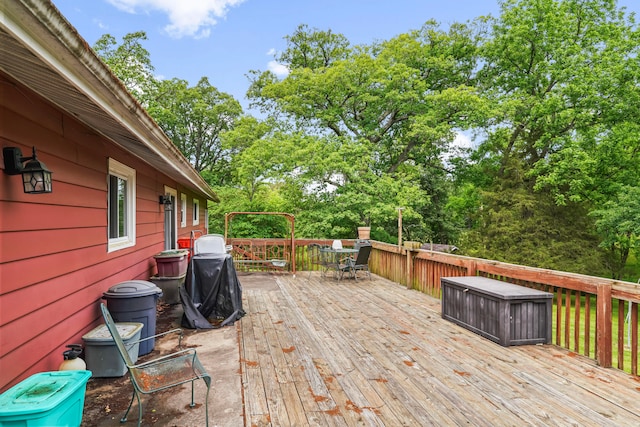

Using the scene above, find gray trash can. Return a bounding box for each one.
[103,280,163,356]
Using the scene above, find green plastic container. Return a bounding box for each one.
[0,370,91,427]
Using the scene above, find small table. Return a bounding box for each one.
[319,247,358,280]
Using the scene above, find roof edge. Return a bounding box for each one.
[1,0,219,202]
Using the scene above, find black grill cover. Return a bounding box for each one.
[180,253,245,329]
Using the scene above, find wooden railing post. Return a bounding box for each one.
[405,247,412,289]
[403,242,420,290]
[596,283,612,368]
[466,259,478,277]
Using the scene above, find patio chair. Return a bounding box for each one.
[193,234,226,255]
[99,303,211,427]
[354,239,370,250]
[340,244,372,280]
[307,243,329,278]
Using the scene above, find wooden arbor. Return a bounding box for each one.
[224,212,296,274]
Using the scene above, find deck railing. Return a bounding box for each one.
[227,238,639,375]
[369,241,640,376]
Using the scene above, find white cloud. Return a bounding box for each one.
[94,19,108,30]
[267,60,289,78]
[106,0,245,38]
[452,132,472,148]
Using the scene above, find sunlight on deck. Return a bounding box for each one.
[238,272,640,426]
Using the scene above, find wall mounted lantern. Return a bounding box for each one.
[159,195,173,211]
[3,146,52,194]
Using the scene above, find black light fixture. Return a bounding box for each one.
[3,146,52,194]
[159,195,173,211]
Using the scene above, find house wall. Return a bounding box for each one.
[0,73,208,391]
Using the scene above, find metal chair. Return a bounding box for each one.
[99,303,211,426]
[307,243,329,278]
[340,244,372,280]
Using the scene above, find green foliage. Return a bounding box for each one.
[95,3,640,278]
[250,21,487,177]
[279,24,351,69]
[94,32,243,178]
[93,32,157,104]
[477,0,639,197]
[590,186,640,279]
[457,0,640,275]
[148,77,242,175]
[460,183,606,276]
[245,21,488,241]
[621,250,640,283]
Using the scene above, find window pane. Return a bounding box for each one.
[107,158,136,252]
[109,175,127,238]
[118,178,127,236]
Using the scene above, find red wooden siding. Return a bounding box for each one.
[0,73,209,390]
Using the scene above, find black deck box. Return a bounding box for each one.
[441,276,553,346]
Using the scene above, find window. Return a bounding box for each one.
[193,199,200,225]
[108,159,136,252]
[180,194,187,227]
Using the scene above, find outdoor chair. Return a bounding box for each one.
[193,234,226,255]
[340,244,372,280]
[99,303,211,427]
[354,239,370,250]
[307,243,322,278]
[307,243,330,278]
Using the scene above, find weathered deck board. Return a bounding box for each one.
[239,273,640,426]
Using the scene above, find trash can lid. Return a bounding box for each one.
[154,249,189,258]
[82,322,143,342]
[103,280,162,298]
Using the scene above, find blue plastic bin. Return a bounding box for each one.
[103,280,162,356]
[0,370,91,427]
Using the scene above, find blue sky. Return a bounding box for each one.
[53,0,638,115]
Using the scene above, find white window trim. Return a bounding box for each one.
[193,198,200,226]
[180,194,187,228]
[108,158,136,252]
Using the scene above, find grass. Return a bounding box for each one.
[551,249,639,374]
[552,291,637,375]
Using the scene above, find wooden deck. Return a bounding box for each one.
[239,272,640,426]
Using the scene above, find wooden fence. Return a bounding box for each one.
[227,238,640,375]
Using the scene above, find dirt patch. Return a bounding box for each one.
[81,302,190,426]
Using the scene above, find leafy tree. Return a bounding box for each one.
[94,32,243,176]
[461,0,640,273]
[148,77,243,176]
[247,22,486,241]
[251,22,484,174]
[461,184,605,275]
[475,0,639,196]
[590,186,640,279]
[93,32,158,105]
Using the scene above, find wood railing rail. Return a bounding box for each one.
[226,238,639,375]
